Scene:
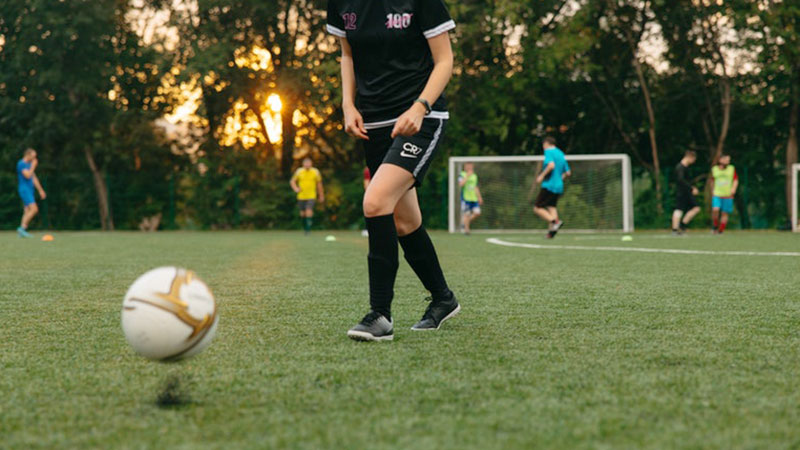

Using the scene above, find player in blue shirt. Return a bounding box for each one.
[533,137,571,238]
[16,148,47,238]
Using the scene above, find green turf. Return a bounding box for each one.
[1,230,799,449]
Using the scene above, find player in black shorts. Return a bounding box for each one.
[672,150,701,235]
[327,0,460,341]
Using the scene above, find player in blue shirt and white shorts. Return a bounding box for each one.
[16,148,47,238]
[533,137,571,239]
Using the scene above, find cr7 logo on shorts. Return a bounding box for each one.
[386,13,413,30]
[400,142,423,158]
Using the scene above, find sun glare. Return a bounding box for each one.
[157,45,291,151]
[267,94,283,113]
[219,94,284,149]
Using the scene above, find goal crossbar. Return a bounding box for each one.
[448,154,634,233]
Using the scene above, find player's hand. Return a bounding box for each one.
[391,102,426,138]
[318,195,325,203]
[536,175,544,184]
[31,158,38,168]
[478,198,483,205]
[344,105,369,140]
[38,190,46,200]
[692,187,699,195]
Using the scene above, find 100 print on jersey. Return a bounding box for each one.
[386,13,413,29]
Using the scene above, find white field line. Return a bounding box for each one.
[569,234,714,241]
[486,238,800,257]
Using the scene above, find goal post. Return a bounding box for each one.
[448,154,634,233]
[792,163,799,233]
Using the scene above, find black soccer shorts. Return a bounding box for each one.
[364,118,447,187]
[675,192,698,212]
[534,188,561,208]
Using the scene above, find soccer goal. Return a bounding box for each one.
[792,163,800,233]
[448,154,634,233]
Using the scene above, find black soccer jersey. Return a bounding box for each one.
[675,162,692,195]
[327,0,455,129]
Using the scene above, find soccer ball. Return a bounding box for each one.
[121,267,218,361]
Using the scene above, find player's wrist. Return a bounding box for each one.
[410,101,427,116]
[414,98,432,114]
[342,102,358,115]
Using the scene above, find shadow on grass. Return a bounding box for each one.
[155,374,195,409]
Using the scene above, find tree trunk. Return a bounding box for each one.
[632,57,663,215]
[84,147,114,230]
[786,100,798,222]
[280,98,297,178]
[712,79,731,163]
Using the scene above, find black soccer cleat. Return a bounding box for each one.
[411,294,461,331]
[347,311,394,341]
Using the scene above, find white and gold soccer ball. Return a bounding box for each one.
[121,267,218,361]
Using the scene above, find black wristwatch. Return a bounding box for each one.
[415,98,432,114]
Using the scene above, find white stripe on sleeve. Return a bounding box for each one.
[423,20,456,39]
[326,24,347,37]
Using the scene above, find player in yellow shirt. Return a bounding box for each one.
[709,154,738,234]
[290,157,324,234]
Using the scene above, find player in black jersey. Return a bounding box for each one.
[327,0,460,341]
[672,150,701,235]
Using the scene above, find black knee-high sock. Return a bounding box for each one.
[398,226,452,301]
[365,214,398,319]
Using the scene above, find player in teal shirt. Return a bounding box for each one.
[534,137,571,238]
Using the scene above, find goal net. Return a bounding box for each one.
[448,155,634,233]
[793,163,799,233]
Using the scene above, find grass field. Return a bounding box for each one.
[1,230,799,449]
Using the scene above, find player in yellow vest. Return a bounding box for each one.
[458,162,483,235]
[290,157,324,234]
[710,154,738,234]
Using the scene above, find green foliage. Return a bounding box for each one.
[1,0,798,230]
[0,0,174,229]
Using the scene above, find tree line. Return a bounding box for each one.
[1,0,797,230]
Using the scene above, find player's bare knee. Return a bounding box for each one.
[394,215,421,236]
[363,195,390,218]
